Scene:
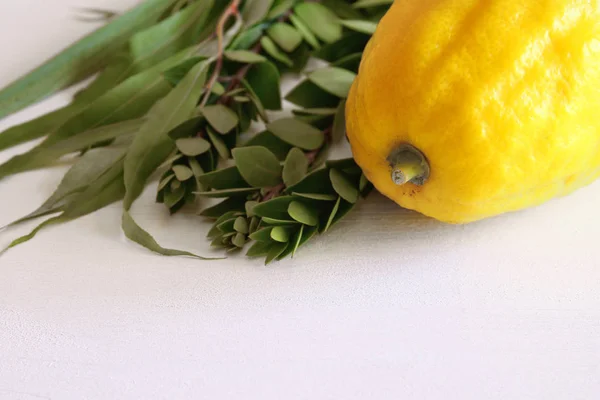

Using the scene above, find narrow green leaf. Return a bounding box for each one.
[332,52,363,72]
[308,67,356,98]
[285,80,339,108]
[195,187,259,198]
[224,50,267,64]
[187,157,205,178]
[242,0,275,27]
[267,23,303,53]
[202,104,239,134]
[123,211,217,259]
[197,167,249,190]
[286,168,335,195]
[267,118,324,150]
[271,226,291,243]
[340,20,378,34]
[293,108,337,116]
[330,169,360,204]
[0,216,64,256]
[283,148,309,187]
[218,218,237,233]
[324,196,341,232]
[0,0,174,120]
[206,127,231,160]
[265,242,288,264]
[353,0,394,8]
[332,100,347,143]
[123,60,209,209]
[246,240,273,257]
[234,217,250,234]
[158,174,176,192]
[288,201,319,226]
[260,37,294,67]
[163,56,206,86]
[289,14,321,49]
[175,137,212,156]
[267,0,296,19]
[164,182,186,208]
[294,3,342,43]
[315,32,370,62]
[245,62,282,110]
[200,197,246,218]
[232,146,282,188]
[261,217,298,226]
[249,216,260,233]
[245,201,259,217]
[292,224,305,256]
[291,192,337,201]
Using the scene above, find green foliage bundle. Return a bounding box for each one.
[0,0,393,263]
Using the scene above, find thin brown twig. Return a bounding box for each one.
[200,0,241,107]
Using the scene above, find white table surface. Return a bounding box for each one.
[1,1,599,399]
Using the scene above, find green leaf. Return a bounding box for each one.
[288,201,319,226]
[293,108,337,116]
[332,52,363,73]
[128,0,223,72]
[265,241,289,265]
[0,216,64,256]
[218,218,237,233]
[195,187,259,198]
[330,169,360,204]
[294,3,342,43]
[164,182,186,208]
[283,148,309,187]
[353,0,394,8]
[332,100,347,143]
[260,37,294,67]
[252,196,297,220]
[0,119,142,178]
[340,20,378,35]
[261,217,298,226]
[122,211,217,259]
[249,227,274,242]
[308,67,356,98]
[167,116,204,140]
[245,62,282,110]
[243,131,291,160]
[267,0,296,19]
[267,23,303,53]
[232,146,282,188]
[197,167,249,190]
[249,216,260,233]
[232,232,247,248]
[234,217,249,234]
[200,197,246,218]
[323,196,341,232]
[202,104,239,134]
[242,0,275,27]
[315,32,370,62]
[331,198,356,226]
[285,80,339,108]
[2,147,126,228]
[321,0,364,19]
[246,241,273,257]
[291,192,337,201]
[230,24,267,50]
[206,127,231,160]
[245,201,259,217]
[240,80,269,121]
[163,56,206,86]
[123,60,209,210]
[286,168,335,195]
[224,50,267,64]
[267,118,324,150]
[292,224,305,257]
[175,137,212,156]
[172,165,194,181]
[270,226,291,243]
[289,14,321,49]
[0,0,174,120]
[158,173,176,193]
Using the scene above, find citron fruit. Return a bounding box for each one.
[346,0,600,223]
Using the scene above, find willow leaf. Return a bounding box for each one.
[0,0,176,120]
[123,60,210,209]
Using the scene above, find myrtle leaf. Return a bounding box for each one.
[206,127,231,159]
[340,20,378,34]
[196,166,249,190]
[260,36,294,67]
[172,165,194,181]
[199,197,246,218]
[175,137,212,156]
[265,241,289,265]
[243,131,291,160]
[308,67,356,98]
[324,196,341,232]
[253,196,296,220]
[249,227,274,242]
[291,192,337,201]
[202,104,239,134]
[267,23,303,53]
[294,3,342,43]
[242,0,275,27]
[246,241,273,257]
[261,217,299,226]
[234,217,249,234]
[267,118,324,150]
[288,201,319,226]
[232,232,247,248]
[353,0,394,8]
[232,146,282,188]
[271,226,291,243]
[289,14,320,49]
[195,187,260,198]
[224,50,267,64]
[332,100,347,142]
[283,148,309,187]
[330,169,360,204]
[245,62,282,110]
